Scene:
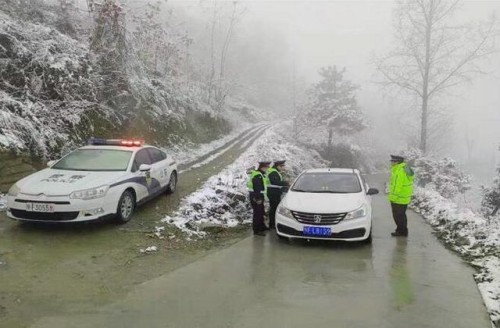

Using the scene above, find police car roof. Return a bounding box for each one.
[304,168,360,174]
[80,145,151,151]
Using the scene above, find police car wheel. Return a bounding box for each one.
[166,171,177,194]
[116,190,135,224]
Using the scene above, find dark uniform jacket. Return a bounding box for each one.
[267,168,288,197]
[250,171,266,200]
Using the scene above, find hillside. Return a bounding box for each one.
[0,1,265,191]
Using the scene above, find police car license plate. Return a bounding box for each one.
[303,226,331,236]
[26,203,55,213]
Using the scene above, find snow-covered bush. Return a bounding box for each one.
[0,12,125,157]
[401,149,471,199]
[481,166,500,218]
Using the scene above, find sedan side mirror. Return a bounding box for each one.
[367,188,379,195]
[47,160,56,167]
[139,164,152,172]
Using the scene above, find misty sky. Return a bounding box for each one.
[210,0,500,179]
[131,0,500,179]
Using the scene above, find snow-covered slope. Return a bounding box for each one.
[160,123,328,235]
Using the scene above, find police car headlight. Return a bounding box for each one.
[345,205,367,220]
[70,185,109,200]
[8,183,20,197]
[277,205,294,219]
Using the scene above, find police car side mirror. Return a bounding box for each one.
[139,164,152,172]
[47,160,56,167]
[367,188,379,195]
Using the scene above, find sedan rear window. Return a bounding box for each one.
[52,149,133,171]
[292,172,362,193]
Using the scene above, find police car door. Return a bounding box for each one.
[146,148,169,189]
[132,149,155,200]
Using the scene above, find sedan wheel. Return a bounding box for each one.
[116,190,135,224]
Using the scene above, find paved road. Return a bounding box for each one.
[0,124,268,327]
[32,175,491,328]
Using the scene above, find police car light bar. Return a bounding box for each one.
[88,138,144,147]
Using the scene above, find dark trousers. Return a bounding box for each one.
[391,202,408,235]
[268,194,281,229]
[251,197,266,233]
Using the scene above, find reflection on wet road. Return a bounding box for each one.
[32,175,491,328]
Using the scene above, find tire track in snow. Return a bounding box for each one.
[178,124,265,172]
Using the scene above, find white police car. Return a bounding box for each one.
[6,138,178,223]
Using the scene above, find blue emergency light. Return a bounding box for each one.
[88,138,144,147]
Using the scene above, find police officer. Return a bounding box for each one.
[267,160,288,229]
[388,155,415,237]
[247,161,271,236]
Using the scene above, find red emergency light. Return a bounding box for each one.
[120,140,142,146]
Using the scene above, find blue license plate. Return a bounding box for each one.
[303,226,331,236]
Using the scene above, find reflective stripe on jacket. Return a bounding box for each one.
[389,163,415,205]
[247,170,268,194]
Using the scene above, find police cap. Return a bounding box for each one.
[273,160,286,166]
[390,155,405,162]
[258,161,272,168]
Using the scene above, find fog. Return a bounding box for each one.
[166,0,499,182]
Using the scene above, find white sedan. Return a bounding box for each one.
[6,138,178,224]
[276,168,378,243]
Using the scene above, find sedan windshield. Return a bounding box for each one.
[52,149,133,171]
[292,172,362,193]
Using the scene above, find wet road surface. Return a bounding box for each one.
[31,175,491,328]
[0,125,267,327]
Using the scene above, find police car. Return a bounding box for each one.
[6,138,178,224]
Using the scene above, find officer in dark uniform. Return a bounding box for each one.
[247,161,271,236]
[267,160,289,229]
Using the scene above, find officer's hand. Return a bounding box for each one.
[255,199,263,205]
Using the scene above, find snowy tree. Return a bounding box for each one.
[481,162,500,217]
[301,66,366,159]
[375,0,497,154]
[88,0,129,102]
[130,1,189,78]
[204,1,245,112]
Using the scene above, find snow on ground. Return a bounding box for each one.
[166,123,253,166]
[160,123,327,236]
[411,188,500,326]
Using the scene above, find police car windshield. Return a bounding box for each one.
[52,149,133,171]
[292,172,362,193]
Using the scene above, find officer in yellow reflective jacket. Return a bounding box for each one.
[247,161,271,236]
[389,155,415,237]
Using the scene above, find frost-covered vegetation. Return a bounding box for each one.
[402,148,472,199]
[481,164,500,218]
[0,10,124,157]
[0,0,263,161]
[293,66,372,171]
